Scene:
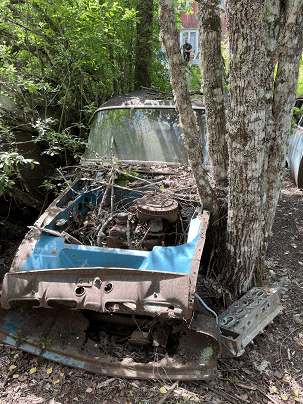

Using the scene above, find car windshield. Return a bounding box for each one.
[82,108,207,164]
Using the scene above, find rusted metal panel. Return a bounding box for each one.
[0,306,221,381]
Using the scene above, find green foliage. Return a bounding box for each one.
[115,170,143,186]
[291,104,303,135]
[33,118,87,163]
[40,167,72,196]
[297,56,303,96]
[0,0,172,196]
[0,151,39,196]
[186,65,202,91]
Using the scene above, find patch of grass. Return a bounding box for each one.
[115,171,143,186]
[38,336,56,350]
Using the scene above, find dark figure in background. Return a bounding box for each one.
[181,38,193,63]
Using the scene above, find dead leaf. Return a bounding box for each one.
[290,243,297,248]
[30,367,37,374]
[239,394,248,401]
[281,393,289,400]
[160,386,167,394]
[9,365,16,371]
[47,367,53,375]
[12,374,19,379]
[86,387,93,393]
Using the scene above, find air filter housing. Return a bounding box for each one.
[136,195,178,223]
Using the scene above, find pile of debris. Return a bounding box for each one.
[65,163,200,250]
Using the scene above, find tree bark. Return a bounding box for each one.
[260,0,303,265]
[223,0,303,294]
[134,0,154,90]
[158,0,219,217]
[197,0,228,188]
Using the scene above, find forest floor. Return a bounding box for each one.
[0,169,302,404]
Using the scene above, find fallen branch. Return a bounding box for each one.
[201,381,239,404]
[156,381,178,404]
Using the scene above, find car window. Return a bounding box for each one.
[82,108,207,164]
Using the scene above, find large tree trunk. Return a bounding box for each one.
[223,0,303,294]
[158,0,219,217]
[223,0,271,292]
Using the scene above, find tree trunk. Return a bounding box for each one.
[197,0,228,188]
[222,0,271,293]
[260,0,303,266]
[223,0,303,294]
[134,0,154,90]
[158,0,219,217]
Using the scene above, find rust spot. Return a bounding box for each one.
[51,249,58,255]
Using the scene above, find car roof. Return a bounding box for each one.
[94,90,205,113]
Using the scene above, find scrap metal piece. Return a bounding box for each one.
[0,306,221,381]
[177,314,222,369]
[218,286,282,357]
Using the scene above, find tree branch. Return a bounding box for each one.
[158,0,219,217]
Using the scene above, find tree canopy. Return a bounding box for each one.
[0,0,171,197]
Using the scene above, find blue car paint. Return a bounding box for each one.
[4,335,85,369]
[17,180,201,275]
[20,219,201,275]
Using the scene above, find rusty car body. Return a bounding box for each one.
[0,91,282,380]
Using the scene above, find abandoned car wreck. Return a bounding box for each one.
[0,91,282,380]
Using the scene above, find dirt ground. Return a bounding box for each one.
[0,169,302,404]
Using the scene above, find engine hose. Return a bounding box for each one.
[194,293,218,324]
[97,212,120,246]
